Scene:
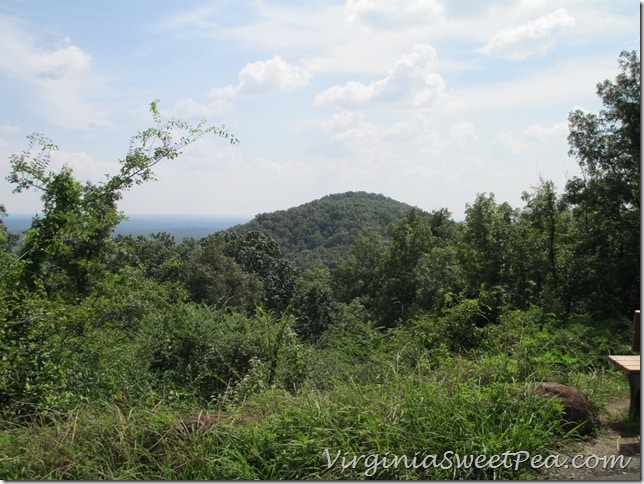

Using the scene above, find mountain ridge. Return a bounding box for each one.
[231,191,415,269]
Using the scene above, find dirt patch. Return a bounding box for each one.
[543,397,640,480]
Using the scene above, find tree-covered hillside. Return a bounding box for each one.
[231,191,413,269]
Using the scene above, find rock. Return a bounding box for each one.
[530,382,597,436]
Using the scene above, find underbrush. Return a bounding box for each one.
[1,363,624,480]
[0,306,632,479]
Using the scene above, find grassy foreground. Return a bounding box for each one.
[0,354,629,480]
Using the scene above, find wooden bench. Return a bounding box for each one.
[608,310,640,419]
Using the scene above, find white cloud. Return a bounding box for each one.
[333,118,379,143]
[3,43,90,80]
[345,0,444,30]
[315,81,376,105]
[305,111,363,134]
[238,56,311,92]
[0,124,20,143]
[0,19,91,79]
[0,16,111,131]
[449,121,480,148]
[448,55,615,112]
[167,55,311,119]
[457,156,492,180]
[493,130,528,156]
[315,44,445,107]
[492,120,569,157]
[478,8,576,60]
[308,107,444,177]
[522,121,568,142]
[169,96,236,120]
[211,55,311,100]
[171,97,220,119]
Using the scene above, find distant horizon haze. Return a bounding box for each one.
[3,213,254,240]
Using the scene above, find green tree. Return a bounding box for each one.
[1,101,237,416]
[223,230,296,313]
[335,233,387,310]
[0,204,20,290]
[181,233,263,312]
[564,50,640,316]
[290,265,337,342]
[7,101,237,299]
[414,244,464,312]
[513,180,571,312]
[461,193,516,297]
[377,207,457,324]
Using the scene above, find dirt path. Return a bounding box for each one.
[544,397,640,480]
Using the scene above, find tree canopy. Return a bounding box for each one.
[564,50,640,316]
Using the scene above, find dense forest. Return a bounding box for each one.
[232,191,413,270]
[0,51,639,479]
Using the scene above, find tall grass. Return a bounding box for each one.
[0,306,631,479]
[0,359,579,480]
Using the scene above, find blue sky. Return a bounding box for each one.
[0,1,639,218]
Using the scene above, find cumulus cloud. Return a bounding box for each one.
[0,16,111,131]
[449,121,480,148]
[522,121,568,142]
[211,55,311,100]
[477,8,576,60]
[307,106,443,176]
[0,19,91,80]
[315,44,445,107]
[345,0,443,30]
[492,120,569,157]
[239,56,311,92]
[306,111,380,147]
[493,130,527,156]
[3,44,90,80]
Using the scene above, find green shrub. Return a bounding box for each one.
[140,305,307,402]
[480,308,632,382]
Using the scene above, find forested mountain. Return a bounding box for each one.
[231,191,413,269]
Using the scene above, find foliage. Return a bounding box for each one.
[141,305,307,402]
[223,230,296,313]
[0,101,237,417]
[564,50,640,317]
[512,180,570,312]
[461,193,516,296]
[0,359,570,480]
[480,306,632,382]
[114,232,184,284]
[234,191,413,269]
[289,266,337,342]
[334,233,387,320]
[377,207,460,324]
[178,233,264,312]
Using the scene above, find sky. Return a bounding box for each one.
[0,1,639,219]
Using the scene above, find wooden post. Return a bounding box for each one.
[632,310,640,353]
[630,310,640,419]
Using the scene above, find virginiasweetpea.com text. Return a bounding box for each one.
[322,448,633,477]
